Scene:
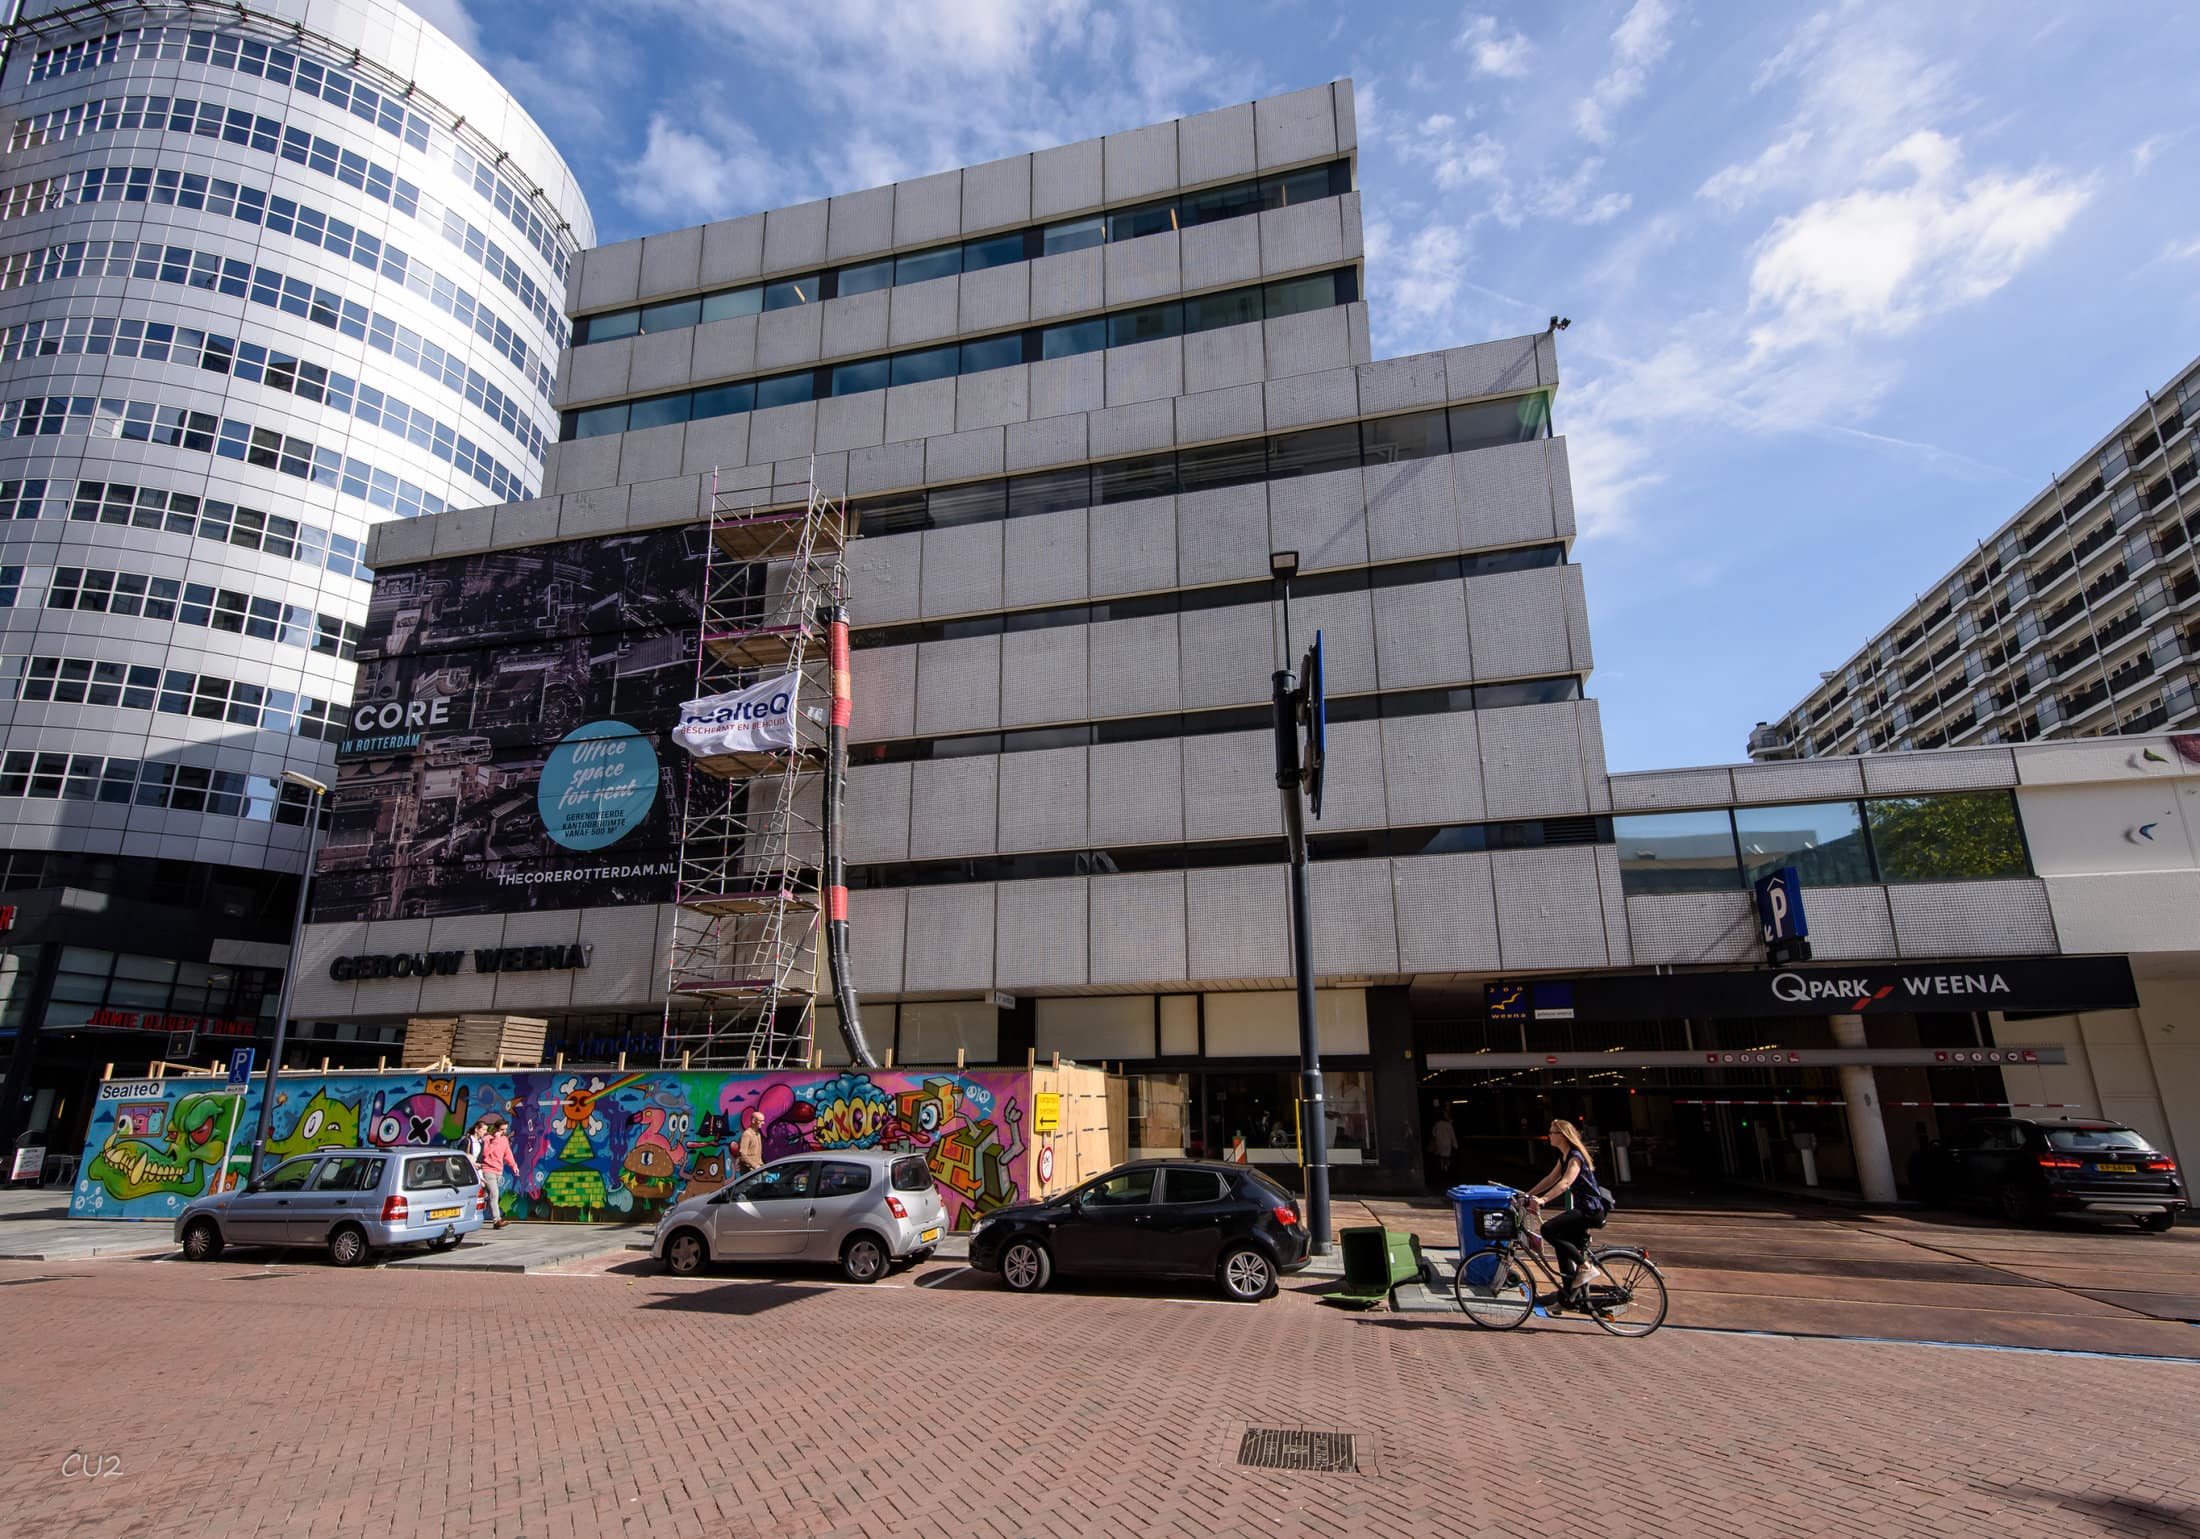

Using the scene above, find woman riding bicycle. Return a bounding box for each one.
[1525,1119,1608,1308]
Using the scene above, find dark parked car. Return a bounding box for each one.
[1917,1118,2185,1230]
[967,1159,1311,1301]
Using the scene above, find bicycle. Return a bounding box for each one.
[1450,1189,1669,1337]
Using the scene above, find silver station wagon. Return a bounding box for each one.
[653,1150,947,1282]
[176,1147,486,1266]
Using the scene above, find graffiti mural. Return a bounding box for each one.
[70,1068,1032,1230]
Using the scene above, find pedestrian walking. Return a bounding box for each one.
[476,1116,517,1228]
[736,1109,765,1174]
[1429,1110,1458,1182]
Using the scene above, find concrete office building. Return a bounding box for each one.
[1751,354,2200,763]
[0,0,589,1155]
[284,83,2196,1204]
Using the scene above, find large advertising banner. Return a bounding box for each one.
[70,1067,1033,1232]
[317,527,708,922]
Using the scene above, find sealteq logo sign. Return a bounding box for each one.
[674,671,800,760]
[538,721,658,851]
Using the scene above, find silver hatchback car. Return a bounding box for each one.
[654,1150,947,1282]
[176,1147,486,1267]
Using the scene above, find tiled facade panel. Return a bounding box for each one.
[1186,865,1292,979]
[1889,879,2058,957]
[1372,576,1473,688]
[994,877,1089,989]
[850,643,917,741]
[997,747,1090,853]
[1177,602,1276,710]
[1089,872,1190,984]
[1478,702,1594,820]
[1364,455,1461,561]
[1491,846,1612,970]
[1392,852,1501,973]
[1464,566,1580,681]
[1269,466,1368,571]
[1088,495,1178,597]
[1088,737,1185,846]
[901,884,996,992]
[1177,482,1274,586]
[1380,711,1486,825]
[907,756,999,859]
[1087,614,1182,718]
[846,888,907,994]
[912,633,1002,734]
[1183,730,1283,841]
[999,625,1090,727]
[1308,857,1401,974]
[844,762,914,863]
[919,522,1005,617]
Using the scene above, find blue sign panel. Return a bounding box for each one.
[1754,866,1810,945]
[538,720,660,851]
[226,1048,255,1089]
[1487,981,1529,1022]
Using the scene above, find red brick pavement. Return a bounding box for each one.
[3,1253,2198,1539]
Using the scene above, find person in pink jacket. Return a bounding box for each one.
[476,1116,518,1228]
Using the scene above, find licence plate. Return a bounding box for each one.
[427,1206,462,1220]
[2096,1164,2137,1174]
[920,1226,941,1243]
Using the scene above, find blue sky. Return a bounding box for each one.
[414,0,2200,771]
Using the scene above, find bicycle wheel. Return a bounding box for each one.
[1582,1248,1668,1338]
[1452,1249,1536,1330]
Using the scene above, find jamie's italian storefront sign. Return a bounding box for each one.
[329,945,592,981]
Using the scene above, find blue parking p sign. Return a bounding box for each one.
[1754,867,1809,945]
[226,1047,255,1089]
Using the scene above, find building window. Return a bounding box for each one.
[1613,811,1743,893]
[1733,801,1874,887]
[1863,792,2029,883]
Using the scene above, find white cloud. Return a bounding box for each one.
[1744,131,2091,355]
[1575,0,1674,145]
[1365,217,1473,332]
[1527,157,1633,225]
[2132,134,2176,172]
[2162,235,2200,263]
[1456,13,1533,78]
[615,113,781,225]
[1697,130,1812,210]
[400,0,483,57]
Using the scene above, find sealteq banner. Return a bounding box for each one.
[675,672,800,759]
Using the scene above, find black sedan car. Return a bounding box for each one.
[968,1159,1312,1301]
[1916,1118,2185,1230]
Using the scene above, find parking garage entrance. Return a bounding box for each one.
[1414,956,2138,1202]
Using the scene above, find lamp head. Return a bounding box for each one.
[281,770,330,795]
[1269,550,1300,580]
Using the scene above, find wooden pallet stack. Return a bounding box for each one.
[402,1015,548,1069]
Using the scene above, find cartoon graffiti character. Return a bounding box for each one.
[893,1078,959,1144]
[424,1076,471,1143]
[792,1074,879,1150]
[674,1145,729,1204]
[267,1089,361,1160]
[620,1107,679,1213]
[86,1092,238,1201]
[367,1090,454,1149]
[541,1125,611,1221]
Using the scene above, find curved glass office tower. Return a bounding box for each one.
[0,0,591,1146]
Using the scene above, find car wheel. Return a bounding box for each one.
[663,1228,708,1276]
[328,1224,371,1268]
[1996,1184,2037,1226]
[1218,1244,1277,1302]
[181,1218,223,1262]
[841,1233,888,1284]
[999,1236,1051,1293]
[2137,1211,2175,1233]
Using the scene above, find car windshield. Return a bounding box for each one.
[2045,1128,2155,1154]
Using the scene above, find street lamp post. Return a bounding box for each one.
[1268,550,1332,1256]
[248,770,329,1174]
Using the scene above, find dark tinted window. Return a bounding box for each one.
[2044,1127,2155,1154]
[962,233,1026,272]
[1184,287,1263,334]
[1267,424,1360,479]
[831,359,890,397]
[960,333,1023,374]
[818,1161,873,1196]
[1108,199,1177,242]
[1162,1168,1228,1204]
[311,1155,381,1191]
[403,1154,475,1191]
[1261,164,1336,209]
[1082,1168,1157,1206]
[891,345,959,387]
[1263,272,1337,320]
[737,1163,815,1201]
[763,275,820,310]
[700,288,762,322]
[628,394,690,430]
[584,309,639,343]
[572,404,627,439]
[1108,303,1182,348]
[928,480,1007,528]
[1042,216,1104,255]
[1450,394,1551,452]
[755,372,814,409]
[1178,437,1268,493]
[1007,467,1091,518]
[1096,452,1176,505]
[640,298,699,333]
[1363,410,1449,464]
[691,381,755,419]
[836,258,894,297]
[891,1156,935,1192]
[1040,317,1106,359]
[258,1157,320,1192]
[1181,180,1261,227]
[895,246,961,286]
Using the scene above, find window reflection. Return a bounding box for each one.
[1614,811,1741,894]
[1735,800,1872,886]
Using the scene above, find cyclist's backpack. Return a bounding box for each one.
[1575,1155,1617,1219]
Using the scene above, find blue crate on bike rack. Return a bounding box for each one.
[1446,1184,1518,1288]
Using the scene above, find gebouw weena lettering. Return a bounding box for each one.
[328,945,591,982]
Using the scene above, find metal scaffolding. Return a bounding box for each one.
[661,471,854,1068]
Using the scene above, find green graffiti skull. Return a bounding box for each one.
[88,1092,239,1200]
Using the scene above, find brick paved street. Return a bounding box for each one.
[3,1250,2197,1539]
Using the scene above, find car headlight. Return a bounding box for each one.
[970,1217,993,1238]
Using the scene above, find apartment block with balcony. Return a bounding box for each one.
[1750,356,2200,762]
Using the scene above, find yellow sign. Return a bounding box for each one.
[1034,1093,1062,1133]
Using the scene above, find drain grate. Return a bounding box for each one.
[1236,1428,1357,1473]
